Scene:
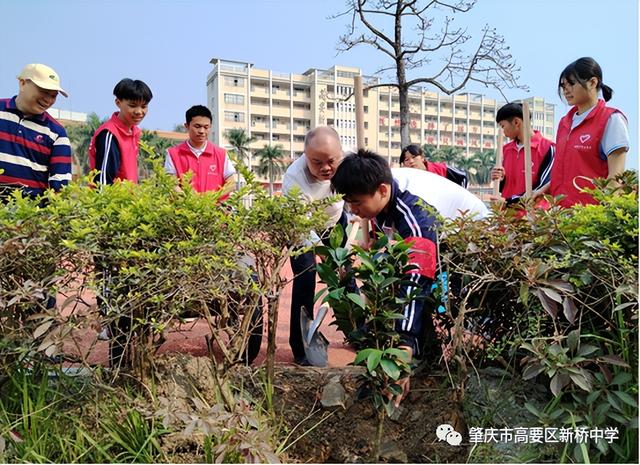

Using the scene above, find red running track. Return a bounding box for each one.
[58,260,356,368]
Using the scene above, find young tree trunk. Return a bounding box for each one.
[268,165,274,195]
[371,407,385,461]
[265,291,278,384]
[397,60,411,147]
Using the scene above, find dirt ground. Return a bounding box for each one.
[151,354,469,464]
[263,367,468,463]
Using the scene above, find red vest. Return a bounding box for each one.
[425,161,448,178]
[550,100,620,207]
[501,131,554,199]
[88,112,141,183]
[168,141,227,195]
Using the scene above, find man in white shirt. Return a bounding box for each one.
[282,126,353,365]
[391,168,489,221]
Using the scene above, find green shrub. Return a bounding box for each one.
[441,170,638,463]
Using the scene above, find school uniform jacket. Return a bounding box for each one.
[371,179,439,355]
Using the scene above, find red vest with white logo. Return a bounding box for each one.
[88,112,141,183]
[550,100,620,207]
[168,141,227,195]
[501,131,554,199]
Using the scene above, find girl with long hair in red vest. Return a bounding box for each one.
[549,57,629,207]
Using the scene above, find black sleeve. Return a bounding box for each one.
[532,145,554,191]
[445,166,468,188]
[93,130,121,185]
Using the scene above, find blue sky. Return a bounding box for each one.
[1,0,637,168]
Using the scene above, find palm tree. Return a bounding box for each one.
[421,144,440,160]
[472,150,496,186]
[66,112,105,176]
[225,128,255,169]
[433,146,465,168]
[455,153,482,186]
[139,131,175,179]
[255,144,286,195]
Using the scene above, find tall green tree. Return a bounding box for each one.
[225,128,256,168]
[255,144,286,195]
[66,112,105,175]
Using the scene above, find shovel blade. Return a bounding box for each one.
[300,305,329,367]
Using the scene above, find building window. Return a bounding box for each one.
[224,76,245,87]
[337,70,356,79]
[224,93,245,105]
[224,111,245,122]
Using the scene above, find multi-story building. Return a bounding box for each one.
[207,58,555,170]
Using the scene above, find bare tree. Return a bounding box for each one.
[335,0,526,147]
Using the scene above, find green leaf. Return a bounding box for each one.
[562,297,577,325]
[354,348,375,365]
[328,287,345,300]
[598,354,629,367]
[329,225,344,249]
[566,329,580,352]
[346,292,365,309]
[385,348,411,362]
[613,390,638,408]
[606,411,629,425]
[532,288,558,318]
[524,402,541,417]
[522,363,545,380]
[606,391,622,411]
[387,383,403,397]
[379,277,400,288]
[569,372,592,392]
[577,344,599,357]
[585,390,600,405]
[367,350,382,373]
[541,287,563,303]
[611,372,633,386]
[550,372,569,396]
[314,288,327,304]
[379,359,401,380]
[384,398,396,417]
[519,282,529,307]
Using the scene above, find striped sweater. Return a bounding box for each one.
[0,97,72,197]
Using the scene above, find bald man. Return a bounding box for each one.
[282,126,354,365]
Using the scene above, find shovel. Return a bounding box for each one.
[300,304,329,367]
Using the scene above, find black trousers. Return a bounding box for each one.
[289,213,357,359]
